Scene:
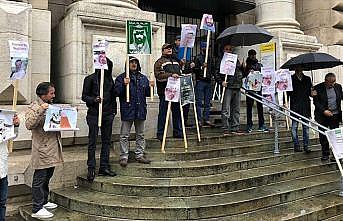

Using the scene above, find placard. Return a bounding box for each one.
[165,77,180,102]
[44,105,79,131]
[93,40,108,70]
[180,24,197,48]
[0,109,16,143]
[8,40,29,80]
[276,69,293,92]
[200,14,215,32]
[180,75,195,106]
[126,20,152,55]
[243,71,262,91]
[326,128,343,159]
[220,52,238,76]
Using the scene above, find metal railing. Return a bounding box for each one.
[240,87,343,196]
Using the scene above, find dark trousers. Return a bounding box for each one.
[195,80,212,123]
[318,114,340,157]
[0,176,8,221]
[86,114,114,170]
[246,90,264,128]
[157,96,182,139]
[32,167,55,213]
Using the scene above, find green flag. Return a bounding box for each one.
[127,20,152,55]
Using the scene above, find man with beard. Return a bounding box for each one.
[114,56,153,167]
[129,27,151,54]
[154,43,182,140]
[243,49,267,133]
[82,58,117,181]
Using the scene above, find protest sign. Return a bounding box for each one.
[44,105,79,131]
[243,71,262,91]
[126,20,152,55]
[8,40,29,80]
[276,69,293,92]
[180,75,195,106]
[180,24,197,48]
[261,67,276,95]
[326,128,343,159]
[200,14,215,32]
[93,40,108,70]
[220,53,238,76]
[165,77,180,102]
[0,109,15,143]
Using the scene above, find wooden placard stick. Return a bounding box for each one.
[126,55,130,102]
[203,30,211,78]
[98,69,104,127]
[149,54,154,101]
[8,79,19,152]
[161,101,171,153]
[220,75,228,103]
[284,91,290,130]
[179,102,188,151]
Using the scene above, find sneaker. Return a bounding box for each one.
[258,125,269,132]
[136,156,151,164]
[32,208,54,219]
[119,158,128,167]
[246,127,252,133]
[43,202,58,209]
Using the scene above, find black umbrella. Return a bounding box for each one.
[217,24,274,46]
[280,52,343,71]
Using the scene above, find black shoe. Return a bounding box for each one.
[294,146,302,152]
[304,148,312,153]
[87,169,95,181]
[98,168,116,177]
[321,156,329,161]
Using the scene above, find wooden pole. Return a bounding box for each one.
[161,101,171,153]
[203,30,211,78]
[193,101,201,142]
[126,55,130,102]
[220,75,228,103]
[212,83,217,101]
[149,54,154,101]
[98,69,104,127]
[179,102,188,151]
[284,91,290,130]
[8,80,19,153]
[269,114,273,128]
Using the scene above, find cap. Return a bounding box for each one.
[162,43,173,50]
[175,35,181,40]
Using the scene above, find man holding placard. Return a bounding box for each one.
[25,82,62,218]
[154,43,182,141]
[82,58,117,181]
[215,44,244,135]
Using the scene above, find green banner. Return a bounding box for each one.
[127,20,152,55]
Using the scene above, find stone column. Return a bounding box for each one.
[256,0,303,34]
[72,0,138,9]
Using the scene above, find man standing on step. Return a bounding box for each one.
[287,66,314,153]
[243,49,268,133]
[82,58,117,181]
[313,73,343,161]
[114,56,152,167]
[193,41,215,127]
[215,44,244,135]
[155,43,183,140]
[25,82,62,219]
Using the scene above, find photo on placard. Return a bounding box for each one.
[276,69,293,92]
[244,71,262,91]
[0,109,15,143]
[165,77,180,103]
[220,52,238,76]
[8,40,29,80]
[200,14,215,32]
[127,20,152,55]
[44,105,79,131]
[180,24,197,48]
[93,40,108,70]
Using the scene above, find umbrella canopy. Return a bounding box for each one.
[217,24,274,46]
[280,52,343,71]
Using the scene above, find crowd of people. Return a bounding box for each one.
[0,36,341,220]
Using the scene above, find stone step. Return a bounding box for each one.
[77,152,336,197]
[49,172,339,220]
[18,191,343,221]
[147,130,293,148]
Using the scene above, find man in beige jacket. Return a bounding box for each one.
[25,82,63,219]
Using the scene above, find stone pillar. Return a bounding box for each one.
[256,0,303,34]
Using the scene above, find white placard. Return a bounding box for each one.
[220,53,238,76]
[44,105,79,131]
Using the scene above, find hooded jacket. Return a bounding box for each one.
[114,56,150,121]
[82,58,117,117]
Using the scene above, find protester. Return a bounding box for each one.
[171,35,181,61]
[243,49,267,133]
[0,115,19,221]
[193,41,215,127]
[82,58,117,181]
[114,56,152,167]
[215,44,244,135]
[313,73,343,161]
[25,82,62,218]
[287,66,314,153]
[154,43,182,140]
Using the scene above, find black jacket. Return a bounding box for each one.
[313,82,343,123]
[82,59,117,117]
[287,74,312,117]
[193,53,214,82]
[243,57,262,77]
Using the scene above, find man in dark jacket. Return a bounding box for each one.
[172,35,181,62]
[82,58,116,181]
[154,43,182,140]
[215,44,244,135]
[243,49,267,133]
[114,56,152,167]
[193,41,215,127]
[287,66,313,153]
[313,73,343,161]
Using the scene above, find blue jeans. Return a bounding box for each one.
[291,120,309,149]
[0,176,8,221]
[195,81,212,122]
[157,96,182,139]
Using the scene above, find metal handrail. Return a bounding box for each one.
[240,88,329,135]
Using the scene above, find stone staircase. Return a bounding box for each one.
[18,127,343,220]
